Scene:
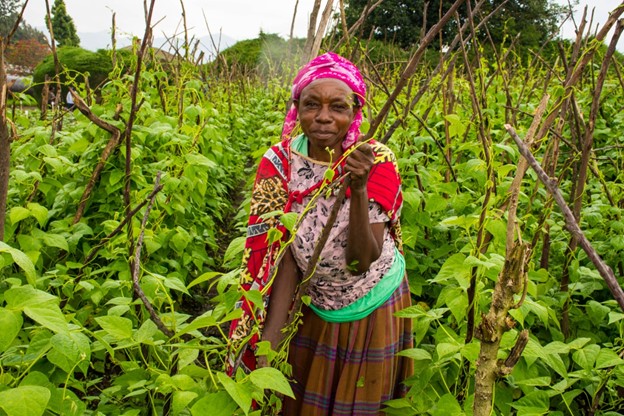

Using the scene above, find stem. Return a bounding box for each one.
[506,125,624,312]
[71,90,123,224]
[124,0,157,260]
[131,172,174,337]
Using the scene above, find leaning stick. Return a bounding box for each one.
[81,182,164,270]
[72,90,122,224]
[283,177,350,332]
[505,124,624,312]
[131,172,175,337]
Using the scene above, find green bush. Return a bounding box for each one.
[32,46,114,101]
[212,32,302,77]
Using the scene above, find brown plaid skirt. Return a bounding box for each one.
[283,278,414,415]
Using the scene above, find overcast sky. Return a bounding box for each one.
[21,0,623,50]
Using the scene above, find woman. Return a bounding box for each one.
[228,52,413,415]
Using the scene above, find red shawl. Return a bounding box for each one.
[226,138,403,374]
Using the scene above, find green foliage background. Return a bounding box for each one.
[2,32,624,416]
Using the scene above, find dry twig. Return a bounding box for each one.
[506,124,624,312]
[131,172,174,337]
[71,90,123,224]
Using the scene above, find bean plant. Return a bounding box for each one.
[0,39,623,416]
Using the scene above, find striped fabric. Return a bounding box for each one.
[283,278,414,415]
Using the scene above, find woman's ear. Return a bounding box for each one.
[293,99,299,111]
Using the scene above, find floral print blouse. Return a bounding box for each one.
[289,150,396,310]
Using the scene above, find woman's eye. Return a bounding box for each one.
[332,104,349,112]
[304,102,320,110]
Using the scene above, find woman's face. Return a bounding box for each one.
[295,78,356,161]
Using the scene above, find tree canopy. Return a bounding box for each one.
[0,0,47,44]
[48,0,80,47]
[343,0,565,50]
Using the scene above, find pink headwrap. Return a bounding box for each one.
[281,52,366,149]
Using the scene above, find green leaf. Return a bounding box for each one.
[510,390,549,414]
[446,288,468,322]
[514,377,551,387]
[24,304,69,334]
[176,312,217,337]
[432,393,463,416]
[266,228,283,244]
[38,144,57,157]
[186,153,217,168]
[522,299,549,326]
[47,388,86,416]
[95,316,134,340]
[431,253,470,289]
[170,228,192,252]
[109,170,124,186]
[543,341,569,355]
[191,391,238,416]
[242,290,263,310]
[249,367,295,398]
[217,372,253,414]
[0,386,51,416]
[223,236,246,266]
[436,342,462,360]
[425,194,448,212]
[608,311,624,324]
[323,167,335,182]
[40,232,69,251]
[543,353,567,378]
[187,271,222,289]
[444,114,467,138]
[48,332,90,374]
[595,348,624,369]
[4,285,57,310]
[164,276,190,295]
[586,300,610,325]
[9,206,31,224]
[173,391,198,415]
[0,308,23,352]
[567,338,591,350]
[397,348,432,361]
[134,319,159,344]
[279,212,299,232]
[572,344,600,370]
[460,341,480,362]
[0,242,37,285]
[27,203,49,227]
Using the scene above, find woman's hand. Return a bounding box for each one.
[345,142,374,191]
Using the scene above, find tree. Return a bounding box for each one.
[6,38,50,72]
[343,0,565,50]
[0,0,22,38]
[48,0,80,47]
[0,1,47,45]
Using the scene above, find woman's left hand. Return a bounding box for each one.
[345,142,374,191]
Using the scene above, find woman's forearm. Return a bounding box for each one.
[261,246,300,349]
[346,187,384,274]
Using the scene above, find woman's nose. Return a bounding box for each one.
[315,105,332,122]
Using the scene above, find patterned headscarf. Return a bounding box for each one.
[281,52,366,149]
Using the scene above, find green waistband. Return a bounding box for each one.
[309,247,405,323]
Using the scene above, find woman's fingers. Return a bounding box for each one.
[345,143,374,189]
